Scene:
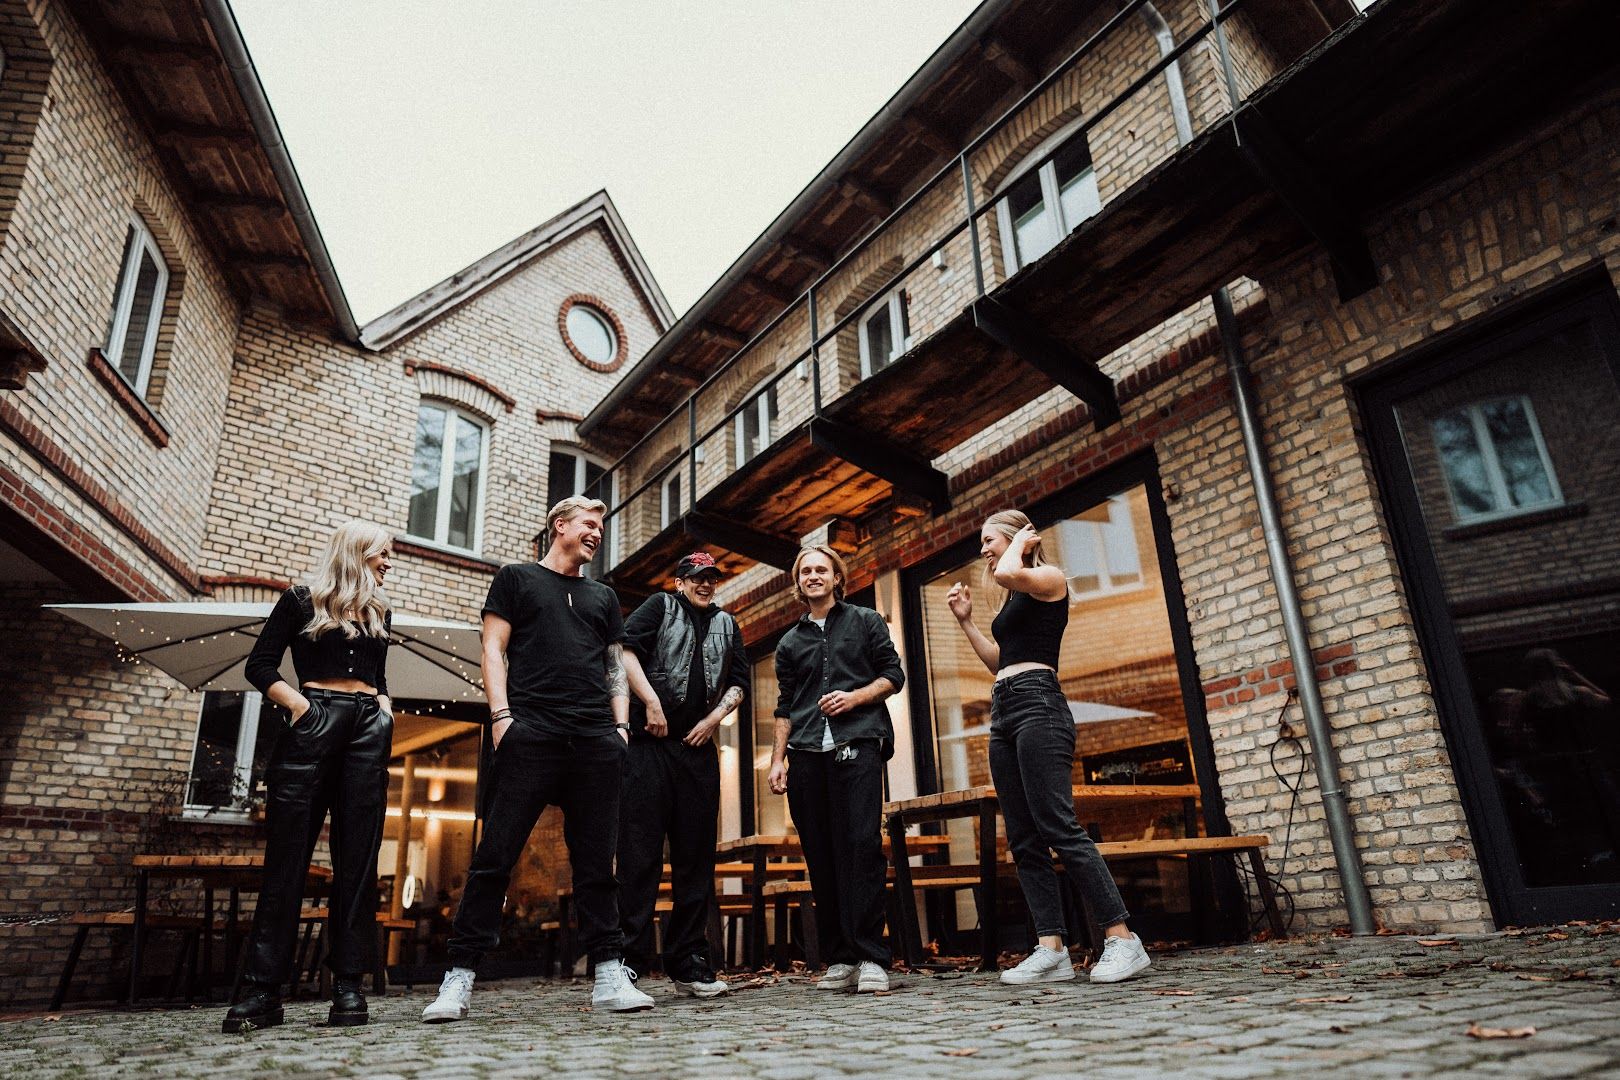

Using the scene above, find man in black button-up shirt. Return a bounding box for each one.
[767,545,904,993]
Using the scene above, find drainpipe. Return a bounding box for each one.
[1139,2,1375,935]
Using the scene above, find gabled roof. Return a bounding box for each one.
[359,190,674,351]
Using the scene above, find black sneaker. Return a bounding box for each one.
[671,955,728,999]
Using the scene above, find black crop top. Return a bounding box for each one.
[245,587,391,697]
[989,589,1068,670]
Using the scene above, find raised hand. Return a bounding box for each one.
[946,581,973,621]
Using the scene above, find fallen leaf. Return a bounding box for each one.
[1294,995,1353,1003]
[1545,931,1569,941]
[987,1023,1005,1031]
[1225,996,1249,1003]
[1516,974,1555,982]
[943,1048,980,1057]
[1417,939,1458,947]
[1466,1023,1535,1040]
[1329,1025,1352,1034]
[1151,989,1198,996]
[870,990,892,997]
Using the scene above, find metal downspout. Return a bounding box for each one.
[1139,1,1374,934]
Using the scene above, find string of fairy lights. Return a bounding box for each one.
[103,611,486,713]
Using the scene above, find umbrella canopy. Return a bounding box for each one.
[939,700,1156,742]
[46,601,485,704]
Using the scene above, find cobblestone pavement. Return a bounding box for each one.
[2,926,1619,1078]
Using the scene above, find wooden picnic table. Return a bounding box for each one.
[715,833,950,968]
[129,853,333,1004]
[883,785,1203,971]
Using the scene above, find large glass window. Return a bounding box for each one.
[185,691,276,816]
[750,654,791,835]
[408,403,487,551]
[105,217,170,397]
[915,482,1204,930]
[1432,396,1561,523]
[996,125,1101,273]
[735,381,780,468]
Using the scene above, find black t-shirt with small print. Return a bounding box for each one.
[482,562,626,736]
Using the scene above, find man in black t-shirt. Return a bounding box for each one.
[618,552,747,998]
[423,496,661,1020]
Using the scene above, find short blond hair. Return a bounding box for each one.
[790,544,847,605]
[544,495,607,551]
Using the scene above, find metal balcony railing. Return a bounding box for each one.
[595,0,1349,576]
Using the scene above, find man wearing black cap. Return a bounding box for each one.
[618,552,748,997]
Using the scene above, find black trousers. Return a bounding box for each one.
[990,669,1130,936]
[244,689,392,987]
[617,737,720,973]
[448,719,626,969]
[786,743,890,967]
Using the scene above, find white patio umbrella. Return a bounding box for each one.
[45,601,485,704]
[938,700,1156,742]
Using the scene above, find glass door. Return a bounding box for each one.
[1361,278,1620,925]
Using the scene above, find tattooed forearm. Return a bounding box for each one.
[714,686,744,717]
[605,643,628,699]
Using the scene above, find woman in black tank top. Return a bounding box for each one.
[947,509,1151,986]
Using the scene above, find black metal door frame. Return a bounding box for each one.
[1355,265,1620,926]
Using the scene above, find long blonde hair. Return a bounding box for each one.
[791,544,848,605]
[982,509,1059,611]
[305,520,392,639]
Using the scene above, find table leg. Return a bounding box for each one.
[748,850,766,970]
[978,802,999,972]
[199,887,214,1000]
[129,869,149,1004]
[1248,849,1286,939]
[226,886,241,991]
[887,815,922,967]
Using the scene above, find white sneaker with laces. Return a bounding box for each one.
[1089,933,1151,983]
[421,967,475,1022]
[816,963,857,990]
[856,961,889,993]
[592,960,655,1012]
[999,945,1076,985]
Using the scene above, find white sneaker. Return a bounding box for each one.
[856,961,889,993]
[816,963,857,990]
[1089,933,1151,983]
[592,960,655,1012]
[421,967,474,1022]
[671,957,729,999]
[1000,945,1076,985]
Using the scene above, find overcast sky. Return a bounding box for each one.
[230,1,984,325]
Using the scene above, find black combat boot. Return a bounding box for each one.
[329,975,368,1027]
[222,985,283,1033]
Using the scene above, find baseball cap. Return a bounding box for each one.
[674,551,721,579]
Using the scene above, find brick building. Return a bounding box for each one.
[0,0,669,1006]
[2,0,1619,1008]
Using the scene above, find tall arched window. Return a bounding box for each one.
[995,119,1101,274]
[408,402,489,552]
[734,379,779,468]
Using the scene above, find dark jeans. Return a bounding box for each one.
[618,737,719,974]
[989,669,1130,937]
[786,742,890,967]
[244,689,392,986]
[448,718,626,969]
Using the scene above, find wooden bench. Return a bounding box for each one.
[1093,835,1283,939]
[51,911,251,1010]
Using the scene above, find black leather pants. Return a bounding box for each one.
[243,689,392,987]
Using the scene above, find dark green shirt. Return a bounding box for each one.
[773,601,905,753]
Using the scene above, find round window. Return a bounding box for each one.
[565,304,617,366]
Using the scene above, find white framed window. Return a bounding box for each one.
[547,446,617,574]
[104,216,170,397]
[858,289,912,379]
[407,402,489,552]
[1055,495,1143,599]
[1431,396,1562,524]
[185,691,269,817]
[660,466,683,530]
[734,381,779,468]
[995,121,1101,274]
[565,304,617,365]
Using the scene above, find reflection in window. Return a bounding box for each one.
[1433,397,1560,522]
[409,403,487,551]
[186,691,275,815]
[750,654,790,834]
[997,126,1101,273]
[1056,495,1143,598]
[735,381,779,468]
